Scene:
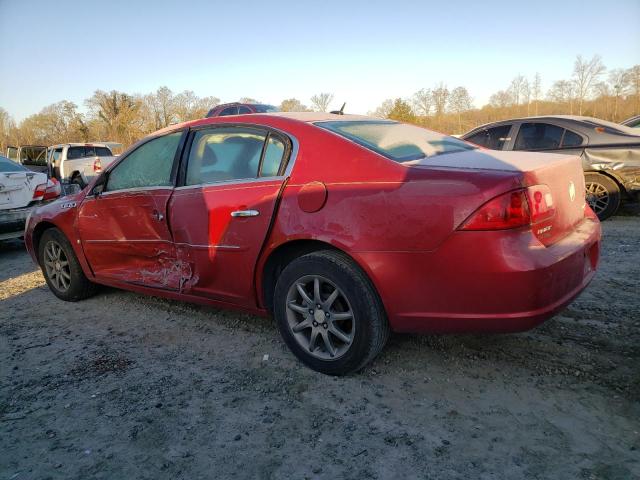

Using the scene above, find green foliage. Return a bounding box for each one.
[387,98,416,122]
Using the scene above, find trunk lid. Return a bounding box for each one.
[0,171,48,210]
[408,149,587,246]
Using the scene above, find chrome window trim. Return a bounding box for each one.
[99,185,173,197]
[174,176,285,191]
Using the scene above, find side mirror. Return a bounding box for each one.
[92,183,105,197]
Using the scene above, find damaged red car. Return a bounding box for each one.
[24,113,601,375]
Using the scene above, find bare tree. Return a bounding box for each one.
[0,107,16,153]
[448,87,473,133]
[489,90,513,108]
[370,99,394,118]
[509,75,528,106]
[239,97,259,104]
[573,54,606,115]
[432,83,449,116]
[412,88,433,116]
[626,65,640,112]
[608,69,629,120]
[547,80,575,113]
[531,73,542,115]
[310,93,334,112]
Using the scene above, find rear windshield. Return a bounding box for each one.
[0,155,28,172]
[317,120,474,162]
[67,146,112,159]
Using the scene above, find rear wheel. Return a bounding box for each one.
[38,228,97,301]
[584,173,621,221]
[273,250,389,375]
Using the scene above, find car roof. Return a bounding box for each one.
[49,143,111,148]
[466,115,640,137]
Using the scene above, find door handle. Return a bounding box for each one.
[230,210,260,218]
[152,210,164,221]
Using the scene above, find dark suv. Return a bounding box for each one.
[206,102,279,118]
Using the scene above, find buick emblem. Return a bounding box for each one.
[569,181,576,202]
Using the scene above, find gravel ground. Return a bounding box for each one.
[1,215,639,480]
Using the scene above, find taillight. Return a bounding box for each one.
[43,177,62,201]
[459,186,555,231]
[93,157,102,172]
[32,183,47,200]
[525,184,555,223]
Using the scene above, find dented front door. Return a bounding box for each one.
[78,188,180,288]
[77,131,186,289]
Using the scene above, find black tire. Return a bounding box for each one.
[38,228,97,302]
[584,172,621,221]
[273,250,389,375]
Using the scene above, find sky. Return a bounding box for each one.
[0,0,639,121]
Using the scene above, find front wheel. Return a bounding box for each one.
[38,228,97,301]
[273,250,389,375]
[584,173,621,221]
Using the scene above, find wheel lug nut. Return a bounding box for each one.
[312,321,318,327]
[325,312,330,318]
[316,304,321,309]
[323,323,328,329]
[309,309,314,314]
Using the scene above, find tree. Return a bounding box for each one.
[412,89,433,116]
[387,98,416,123]
[573,54,606,115]
[239,97,259,104]
[0,107,16,153]
[608,69,629,120]
[310,93,334,112]
[370,99,394,118]
[531,73,542,115]
[547,80,575,113]
[85,90,144,144]
[448,87,473,133]
[626,65,640,112]
[509,75,528,106]
[489,90,513,108]
[432,84,449,116]
[279,98,309,112]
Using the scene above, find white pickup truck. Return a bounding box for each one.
[48,143,117,188]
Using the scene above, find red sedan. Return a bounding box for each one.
[24,113,601,375]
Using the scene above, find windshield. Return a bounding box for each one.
[0,155,28,172]
[253,104,279,113]
[317,120,475,163]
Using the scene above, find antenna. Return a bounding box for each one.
[330,102,346,115]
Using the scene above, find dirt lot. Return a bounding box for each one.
[1,215,639,480]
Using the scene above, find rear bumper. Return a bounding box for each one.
[0,206,34,240]
[356,216,601,333]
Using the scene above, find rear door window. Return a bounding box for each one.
[260,135,286,177]
[219,106,239,116]
[465,125,512,150]
[561,129,583,147]
[238,106,252,114]
[514,123,564,150]
[185,127,268,185]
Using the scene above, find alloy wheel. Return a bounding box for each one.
[285,275,355,360]
[585,181,610,216]
[43,240,71,292]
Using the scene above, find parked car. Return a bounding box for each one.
[0,155,60,241]
[6,145,49,172]
[621,115,640,128]
[461,116,640,220]
[47,143,117,188]
[24,113,601,374]
[206,102,279,117]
